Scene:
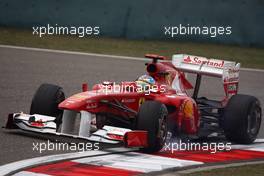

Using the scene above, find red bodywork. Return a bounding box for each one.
[59,55,200,135]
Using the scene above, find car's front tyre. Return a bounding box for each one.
[136,101,168,153]
[30,83,65,131]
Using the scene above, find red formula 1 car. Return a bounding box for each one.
[6,54,262,152]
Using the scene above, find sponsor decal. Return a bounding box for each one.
[86,100,98,109]
[225,77,239,82]
[226,68,239,80]
[227,84,237,91]
[228,67,239,74]
[183,55,224,68]
[121,98,136,103]
[30,120,45,127]
[107,134,124,141]
[182,100,194,118]
[138,97,145,106]
[86,103,97,109]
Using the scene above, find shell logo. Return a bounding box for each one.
[138,97,145,106]
[183,100,194,118]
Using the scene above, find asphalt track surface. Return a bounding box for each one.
[0,46,263,166]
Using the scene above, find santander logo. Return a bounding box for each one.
[183,56,224,68]
[183,56,192,63]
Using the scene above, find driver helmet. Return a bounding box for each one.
[136,75,155,90]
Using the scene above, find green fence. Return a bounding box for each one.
[0,0,263,46]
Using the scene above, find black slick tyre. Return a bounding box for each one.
[136,101,168,153]
[30,83,65,130]
[223,94,262,144]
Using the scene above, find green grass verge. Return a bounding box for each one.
[0,27,263,69]
[184,163,264,176]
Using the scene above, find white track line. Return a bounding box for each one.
[0,44,263,72]
[239,67,264,73]
[13,171,50,176]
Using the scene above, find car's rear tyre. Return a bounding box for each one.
[30,83,65,131]
[136,101,168,153]
[223,94,262,144]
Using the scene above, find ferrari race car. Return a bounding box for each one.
[5,54,262,153]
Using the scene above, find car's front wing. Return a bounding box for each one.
[5,112,148,147]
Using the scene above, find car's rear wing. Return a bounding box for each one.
[172,54,240,98]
